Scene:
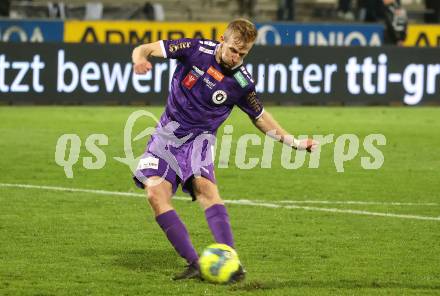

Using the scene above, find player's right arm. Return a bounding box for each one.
[132,41,164,74]
[132,39,197,74]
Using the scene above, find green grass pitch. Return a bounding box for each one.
[0,106,439,295]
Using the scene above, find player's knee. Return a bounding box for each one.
[193,182,210,199]
[195,192,210,203]
[146,186,168,207]
[193,179,222,204]
[196,193,223,210]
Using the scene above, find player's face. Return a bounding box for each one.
[219,34,254,70]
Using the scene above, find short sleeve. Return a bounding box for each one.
[160,38,198,61]
[236,86,264,120]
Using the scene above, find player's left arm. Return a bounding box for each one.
[252,111,319,152]
[237,86,318,152]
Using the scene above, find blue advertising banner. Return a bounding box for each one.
[0,20,64,42]
[255,23,384,46]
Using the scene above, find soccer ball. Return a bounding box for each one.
[198,243,242,284]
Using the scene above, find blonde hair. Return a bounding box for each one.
[224,18,257,44]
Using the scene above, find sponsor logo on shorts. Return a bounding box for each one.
[169,41,191,53]
[212,90,227,104]
[234,71,248,88]
[182,71,199,89]
[199,46,214,55]
[137,156,159,170]
[207,66,224,82]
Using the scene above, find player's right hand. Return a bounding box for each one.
[133,60,153,74]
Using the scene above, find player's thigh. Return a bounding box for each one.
[143,176,173,205]
[192,177,223,206]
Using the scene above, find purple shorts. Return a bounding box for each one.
[133,132,216,200]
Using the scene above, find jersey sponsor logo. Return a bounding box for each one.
[240,66,254,83]
[199,40,217,47]
[212,90,228,104]
[207,66,224,82]
[169,41,191,53]
[199,46,215,55]
[192,65,205,76]
[246,91,262,113]
[203,77,216,89]
[234,71,248,88]
[137,156,159,170]
[182,71,199,89]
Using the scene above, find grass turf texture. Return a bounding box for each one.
[0,106,439,295]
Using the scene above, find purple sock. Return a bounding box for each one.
[204,204,235,248]
[155,210,199,266]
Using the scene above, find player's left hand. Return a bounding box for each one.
[296,139,319,153]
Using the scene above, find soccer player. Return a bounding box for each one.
[131,19,318,280]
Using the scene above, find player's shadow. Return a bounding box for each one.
[229,279,440,291]
[97,249,178,272]
[115,249,177,271]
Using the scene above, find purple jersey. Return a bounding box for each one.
[159,38,264,138]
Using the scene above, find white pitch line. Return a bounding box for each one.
[283,205,440,221]
[1,183,439,222]
[277,200,438,206]
[225,199,440,221]
[0,183,146,198]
